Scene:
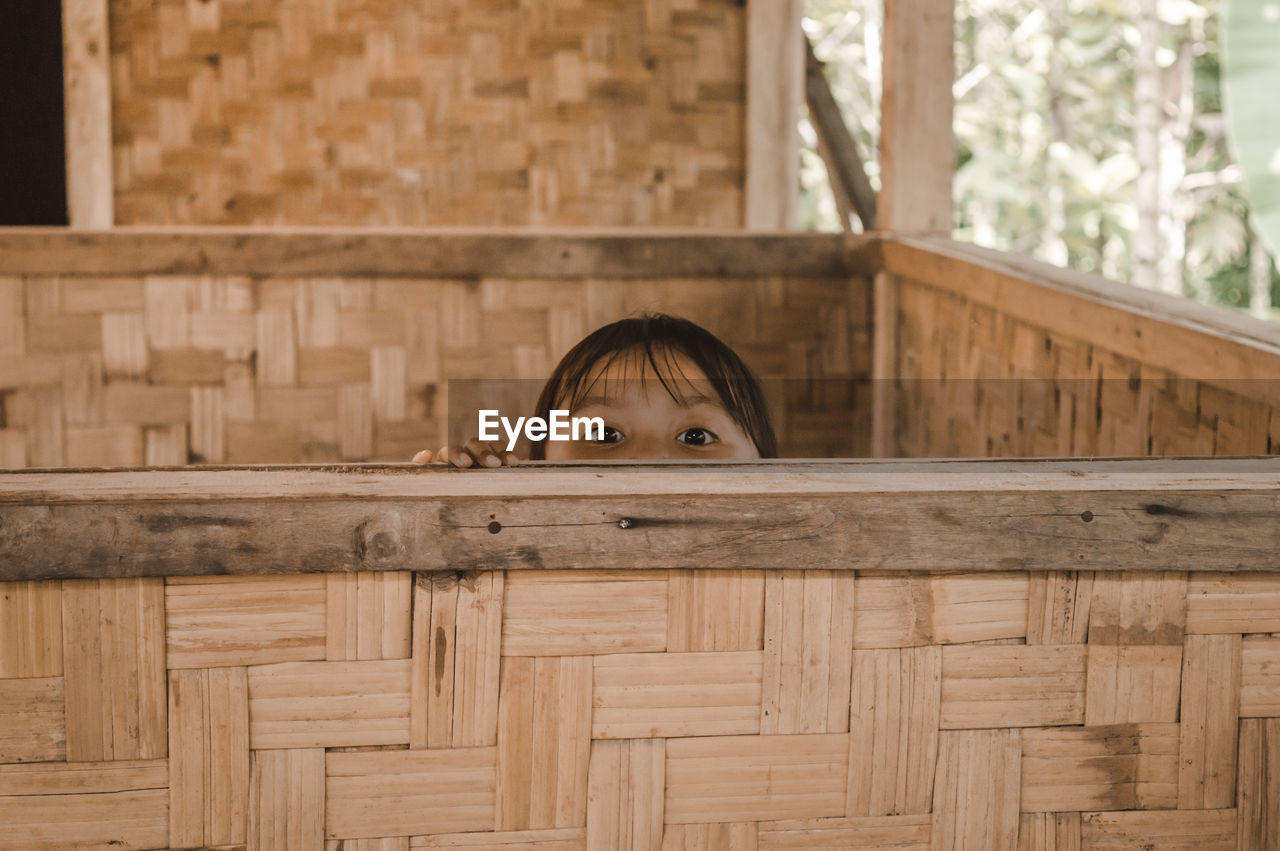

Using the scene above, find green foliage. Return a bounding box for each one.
[801,0,1278,318]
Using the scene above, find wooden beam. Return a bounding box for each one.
[870,270,898,457]
[1,458,1278,580]
[805,38,877,230]
[0,229,863,279]
[882,235,1280,388]
[879,0,954,234]
[745,0,803,230]
[61,0,114,227]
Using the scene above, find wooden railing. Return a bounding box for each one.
[1,458,1278,848]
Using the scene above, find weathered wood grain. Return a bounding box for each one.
[5,459,1279,581]
[0,230,858,279]
[1020,723,1178,812]
[1083,644,1182,725]
[0,677,65,763]
[1027,572,1093,645]
[1088,571,1187,645]
[0,760,167,851]
[412,571,504,748]
[1017,813,1080,851]
[1079,809,1236,849]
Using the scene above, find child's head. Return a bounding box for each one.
[530,313,777,460]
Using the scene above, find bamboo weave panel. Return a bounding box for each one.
[892,276,1280,458]
[2,568,1277,848]
[0,274,870,467]
[108,0,745,227]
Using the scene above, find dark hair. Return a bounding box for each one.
[529,313,777,459]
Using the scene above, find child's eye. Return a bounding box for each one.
[676,427,718,446]
[593,426,624,445]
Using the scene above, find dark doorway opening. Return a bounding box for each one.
[0,0,69,226]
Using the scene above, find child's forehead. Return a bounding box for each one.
[586,347,708,383]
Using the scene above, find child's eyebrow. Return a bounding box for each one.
[572,393,722,410]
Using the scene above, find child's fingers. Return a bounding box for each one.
[464,437,503,468]
[411,449,432,464]
[502,451,519,466]
[431,445,470,467]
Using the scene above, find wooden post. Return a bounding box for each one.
[61,0,114,227]
[879,0,954,234]
[745,0,803,230]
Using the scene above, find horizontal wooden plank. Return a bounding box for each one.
[6,458,1278,502]
[0,229,860,279]
[2,459,1279,581]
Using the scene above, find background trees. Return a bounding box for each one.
[801,0,1280,319]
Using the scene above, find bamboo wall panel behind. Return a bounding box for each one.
[0,273,870,467]
[107,0,746,226]
[890,273,1280,458]
[4,566,1278,847]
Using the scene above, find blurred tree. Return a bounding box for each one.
[801,0,1280,319]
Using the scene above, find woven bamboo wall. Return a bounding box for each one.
[0,271,869,468]
[108,0,745,226]
[883,241,1280,458]
[2,566,1276,848]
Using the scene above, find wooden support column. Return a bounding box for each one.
[879,0,954,234]
[875,0,954,454]
[61,0,114,227]
[745,0,803,230]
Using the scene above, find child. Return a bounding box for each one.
[412,313,777,466]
